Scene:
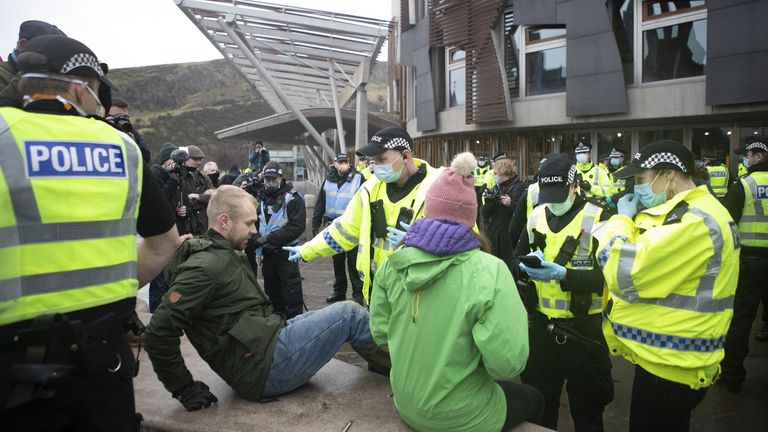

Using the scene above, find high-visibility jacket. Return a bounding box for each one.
[259,191,299,248]
[526,202,604,319]
[300,159,443,303]
[593,185,739,389]
[737,163,748,178]
[323,172,362,219]
[604,170,626,198]
[484,169,495,189]
[474,166,489,187]
[526,182,540,217]
[577,162,610,199]
[706,164,729,198]
[360,166,372,181]
[0,107,143,326]
[738,172,768,248]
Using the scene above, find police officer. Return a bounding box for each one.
[254,161,306,319]
[313,153,365,305]
[508,154,552,259]
[594,140,739,431]
[574,142,610,199]
[357,156,372,180]
[603,148,636,209]
[473,155,490,224]
[513,154,614,431]
[704,155,729,200]
[177,144,214,235]
[0,35,179,431]
[284,126,443,306]
[719,136,768,393]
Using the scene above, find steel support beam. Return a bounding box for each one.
[329,61,347,154]
[220,16,335,160]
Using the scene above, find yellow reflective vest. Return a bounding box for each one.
[593,185,739,389]
[738,172,768,248]
[737,163,747,178]
[474,166,489,187]
[526,202,604,319]
[706,164,729,198]
[0,107,143,326]
[526,183,540,220]
[300,159,443,303]
[604,170,626,198]
[577,162,610,199]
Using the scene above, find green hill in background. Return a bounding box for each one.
[108,58,388,169]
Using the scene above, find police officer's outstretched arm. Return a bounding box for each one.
[136,162,181,286]
[295,185,365,262]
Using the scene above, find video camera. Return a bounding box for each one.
[242,172,265,198]
[168,148,190,175]
[483,185,505,201]
[111,113,133,134]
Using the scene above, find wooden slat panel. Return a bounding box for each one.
[465,0,507,124]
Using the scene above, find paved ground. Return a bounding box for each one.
[296,255,768,432]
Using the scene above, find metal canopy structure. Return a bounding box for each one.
[175,0,391,180]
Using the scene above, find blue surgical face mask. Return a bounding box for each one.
[743,156,750,168]
[374,153,404,183]
[610,158,621,168]
[547,196,574,216]
[493,175,501,185]
[634,171,669,209]
[576,154,589,164]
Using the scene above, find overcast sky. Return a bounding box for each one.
[1,0,393,69]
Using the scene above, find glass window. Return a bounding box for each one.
[642,19,706,82]
[523,132,558,179]
[608,0,634,84]
[691,127,732,161]
[562,132,591,158]
[448,67,465,107]
[598,130,632,163]
[527,26,566,43]
[644,1,705,20]
[526,46,567,96]
[639,129,683,147]
[504,9,522,99]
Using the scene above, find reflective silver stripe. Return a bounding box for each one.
[0,219,136,249]
[373,237,393,251]
[119,135,140,219]
[333,219,359,244]
[577,203,600,259]
[541,296,602,312]
[0,261,136,301]
[614,208,733,313]
[531,184,539,206]
[743,176,766,217]
[740,215,765,223]
[741,232,768,240]
[0,115,42,224]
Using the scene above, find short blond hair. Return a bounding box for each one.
[206,185,257,227]
[494,159,518,177]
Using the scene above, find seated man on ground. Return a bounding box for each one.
[143,185,374,411]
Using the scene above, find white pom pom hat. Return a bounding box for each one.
[424,152,478,228]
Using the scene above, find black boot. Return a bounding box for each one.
[326,293,346,303]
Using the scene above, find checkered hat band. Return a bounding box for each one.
[640,152,687,172]
[383,137,411,151]
[747,142,768,152]
[609,149,623,158]
[60,53,103,77]
[567,165,577,183]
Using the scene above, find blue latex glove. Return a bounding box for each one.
[386,222,411,248]
[282,246,302,263]
[617,193,640,218]
[519,255,567,282]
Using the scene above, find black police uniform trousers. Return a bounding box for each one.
[628,365,707,432]
[474,185,484,226]
[0,333,137,432]
[331,247,364,303]
[262,249,304,319]
[521,312,614,431]
[721,255,768,385]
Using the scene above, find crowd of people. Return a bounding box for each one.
[1,19,766,432]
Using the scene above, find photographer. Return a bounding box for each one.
[176,145,214,235]
[248,141,270,173]
[108,97,150,163]
[482,158,525,260]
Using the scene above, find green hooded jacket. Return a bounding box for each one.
[370,246,529,432]
[143,230,285,401]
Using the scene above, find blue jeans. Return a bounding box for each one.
[148,273,169,313]
[262,301,372,397]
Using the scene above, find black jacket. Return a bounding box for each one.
[259,182,306,252]
[150,164,180,205]
[482,177,526,261]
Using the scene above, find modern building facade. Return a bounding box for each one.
[391,0,768,178]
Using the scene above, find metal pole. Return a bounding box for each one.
[329,61,347,154]
[219,16,336,161]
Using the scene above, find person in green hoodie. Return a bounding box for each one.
[369,153,543,432]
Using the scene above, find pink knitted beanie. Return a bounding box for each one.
[424,152,478,228]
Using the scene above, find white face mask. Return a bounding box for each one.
[576,154,589,164]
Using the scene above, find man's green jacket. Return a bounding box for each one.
[143,230,285,401]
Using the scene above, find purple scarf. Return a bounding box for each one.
[404,218,481,256]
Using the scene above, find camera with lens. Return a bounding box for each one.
[168,148,190,175]
[111,113,133,134]
[242,172,265,198]
[483,185,504,201]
